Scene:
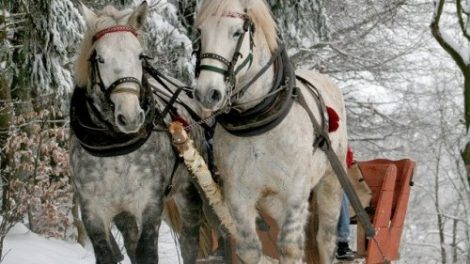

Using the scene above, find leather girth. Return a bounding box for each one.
[70,78,156,157]
[217,48,296,137]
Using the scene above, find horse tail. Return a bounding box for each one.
[305,190,321,264]
[163,199,214,258]
[164,199,182,233]
[198,217,214,258]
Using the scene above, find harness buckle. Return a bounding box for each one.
[314,134,330,151]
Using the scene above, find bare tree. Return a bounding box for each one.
[431,0,470,188]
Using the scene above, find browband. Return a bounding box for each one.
[222,11,249,20]
[92,25,138,43]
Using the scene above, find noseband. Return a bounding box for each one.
[195,12,255,103]
[89,25,143,104]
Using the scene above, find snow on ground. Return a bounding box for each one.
[3,223,181,264]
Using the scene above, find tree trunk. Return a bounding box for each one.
[463,68,470,188]
[462,141,470,189]
[434,144,447,264]
[0,75,12,212]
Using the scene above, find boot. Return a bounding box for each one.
[336,241,355,261]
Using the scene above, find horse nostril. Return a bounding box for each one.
[194,89,202,102]
[138,110,145,124]
[210,89,221,102]
[117,114,127,126]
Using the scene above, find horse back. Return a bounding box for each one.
[295,69,346,120]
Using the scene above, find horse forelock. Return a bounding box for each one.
[196,0,278,54]
[74,5,144,88]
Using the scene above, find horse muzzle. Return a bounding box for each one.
[194,84,226,111]
[111,89,145,134]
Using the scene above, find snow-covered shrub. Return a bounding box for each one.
[138,0,194,83]
[3,109,73,240]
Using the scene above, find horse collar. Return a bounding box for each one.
[217,48,296,136]
[70,77,156,157]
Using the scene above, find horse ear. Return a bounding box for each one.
[128,1,148,30]
[79,2,97,27]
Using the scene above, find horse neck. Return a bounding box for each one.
[235,43,275,111]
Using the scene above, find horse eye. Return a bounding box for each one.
[96,56,105,63]
[139,53,152,61]
[233,30,244,38]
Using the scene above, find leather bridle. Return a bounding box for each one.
[195,11,255,103]
[88,25,143,106]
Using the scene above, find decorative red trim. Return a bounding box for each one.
[327,106,340,132]
[346,145,354,168]
[222,11,248,20]
[92,25,138,43]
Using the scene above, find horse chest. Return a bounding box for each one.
[70,134,174,211]
[213,105,323,188]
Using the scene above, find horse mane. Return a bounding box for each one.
[196,0,278,54]
[74,5,144,87]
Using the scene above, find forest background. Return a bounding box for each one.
[0,0,469,263]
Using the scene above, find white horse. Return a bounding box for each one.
[193,0,348,263]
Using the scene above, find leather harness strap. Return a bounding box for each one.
[294,79,376,238]
[217,47,294,136]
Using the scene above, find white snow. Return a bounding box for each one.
[2,223,181,264]
[463,0,470,14]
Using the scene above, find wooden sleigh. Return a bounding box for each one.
[353,159,416,264]
[210,158,415,264]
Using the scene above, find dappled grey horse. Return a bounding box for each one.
[70,2,208,263]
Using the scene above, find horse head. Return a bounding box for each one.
[76,2,148,134]
[193,0,278,112]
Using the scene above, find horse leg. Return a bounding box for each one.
[80,203,122,264]
[314,174,342,264]
[174,183,203,264]
[136,200,164,264]
[277,195,310,264]
[114,212,140,264]
[227,195,275,264]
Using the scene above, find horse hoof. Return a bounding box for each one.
[260,255,279,264]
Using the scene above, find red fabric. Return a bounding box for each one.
[346,145,354,168]
[327,106,340,132]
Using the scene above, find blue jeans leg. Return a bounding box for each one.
[337,193,350,243]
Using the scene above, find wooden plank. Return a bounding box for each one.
[357,162,397,264]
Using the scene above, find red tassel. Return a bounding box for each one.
[346,145,354,168]
[327,106,340,132]
[171,115,191,132]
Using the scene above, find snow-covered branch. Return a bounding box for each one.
[457,0,470,42]
[431,0,468,71]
